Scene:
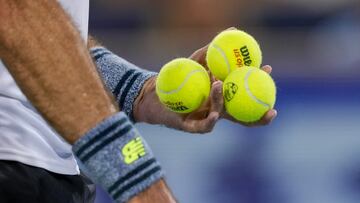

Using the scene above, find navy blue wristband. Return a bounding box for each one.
[91,47,157,122]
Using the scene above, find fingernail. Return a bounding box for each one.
[214,113,220,121]
[271,110,278,120]
[264,65,271,68]
[213,80,221,86]
[262,65,271,70]
[212,81,222,89]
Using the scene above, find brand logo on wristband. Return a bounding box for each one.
[122,137,146,164]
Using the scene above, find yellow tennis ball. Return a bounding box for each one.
[206,29,262,81]
[156,58,210,113]
[223,66,276,123]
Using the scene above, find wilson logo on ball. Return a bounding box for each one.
[224,82,238,102]
[165,101,189,112]
[234,46,252,67]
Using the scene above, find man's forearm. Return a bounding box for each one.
[0,0,117,143]
[129,180,176,203]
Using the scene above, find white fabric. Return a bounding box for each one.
[0,0,90,175]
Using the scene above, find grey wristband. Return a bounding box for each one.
[91,47,157,121]
[72,112,163,203]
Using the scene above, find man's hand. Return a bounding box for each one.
[134,46,277,133]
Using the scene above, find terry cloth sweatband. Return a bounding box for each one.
[72,112,164,203]
[91,47,157,122]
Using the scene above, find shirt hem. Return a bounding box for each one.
[0,152,80,175]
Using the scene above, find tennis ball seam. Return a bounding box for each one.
[210,44,231,75]
[157,69,204,94]
[244,69,271,108]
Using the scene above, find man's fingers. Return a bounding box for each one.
[242,109,277,127]
[181,81,223,134]
[198,111,219,133]
[209,80,224,113]
[188,81,223,133]
[222,108,277,127]
[261,65,272,74]
[257,109,277,126]
[183,111,219,134]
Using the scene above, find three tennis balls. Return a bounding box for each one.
[156,29,276,123]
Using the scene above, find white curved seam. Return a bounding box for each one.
[158,69,203,94]
[212,44,231,75]
[244,69,270,108]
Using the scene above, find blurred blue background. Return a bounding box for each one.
[89,0,360,202]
